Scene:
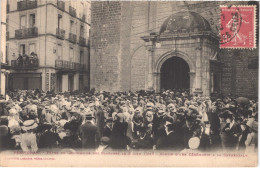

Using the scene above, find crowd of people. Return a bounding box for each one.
[0,89,258,154]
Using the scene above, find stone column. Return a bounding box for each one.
[195,45,203,95]
[62,74,68,92]
[189,72,196,94]
[210,72,213,93]
[147,46,154,90]
[153,72,160,93]
[74,73,79,91]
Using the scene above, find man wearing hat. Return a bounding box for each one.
[38,123,61,149]
[96,105,105,137]
[165,103,178,123]
[182,116,201,149]
[132,108,144,138]
[103,117,113,137]
[152,105,167,150]
[109,112,131,150]
[221,114,241,150]
[80,113,100,149]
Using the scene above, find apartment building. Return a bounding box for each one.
[6,0,91,92]
[1,0,9,96]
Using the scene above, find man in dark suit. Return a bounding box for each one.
[156,122,184,151]
[38,124,61,149]
[103,117,113,137]
[221,114,241,150]
[80,113,100,149]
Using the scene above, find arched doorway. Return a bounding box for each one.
[160,56,190,91]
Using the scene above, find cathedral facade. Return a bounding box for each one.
[90,1,258,98]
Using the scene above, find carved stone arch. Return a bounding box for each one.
[155,50,195,73]
[153,50,196,93]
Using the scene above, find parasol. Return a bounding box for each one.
[236,97,250,105]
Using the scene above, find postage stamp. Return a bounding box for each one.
[220,5,256,49]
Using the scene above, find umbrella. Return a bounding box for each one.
[236,97,250,105]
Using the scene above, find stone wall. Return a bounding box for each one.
[90,1,258,98]
[220,49,258,98]
[90,1,122,92]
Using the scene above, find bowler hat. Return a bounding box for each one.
[105,117,113,123]
[85,113,94,119]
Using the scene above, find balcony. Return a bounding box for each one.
[69,6,76,17]
[15,27,38,39]
[11,54,39,70]
[75,63,85,71]
[6,32,9,40]
[1,62,10,70]
[56,28,65,40]
[81,14,86,22]
[79,37,86,46]
[17,0,37,11]
[57,1,65,11]
[55,60,85,71]
[68,33,76,43]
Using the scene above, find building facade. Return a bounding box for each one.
[1,0,10,96]
[90,1,258,98]
[6,0,91,92]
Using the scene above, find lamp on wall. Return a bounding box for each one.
[155,35,161,48]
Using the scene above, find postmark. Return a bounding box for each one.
[220,5,256,49]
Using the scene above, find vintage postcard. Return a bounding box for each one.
[0,0,259,167]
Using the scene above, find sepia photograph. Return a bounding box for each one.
[0,0,259,167]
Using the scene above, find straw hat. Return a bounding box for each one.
[188,137,200,149]
[22,120,38,131]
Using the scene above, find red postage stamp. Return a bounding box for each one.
[220,5,256,49]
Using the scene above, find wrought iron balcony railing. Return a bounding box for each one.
[79,37,86,46]
[17,0,37,11]
[55,60,85,71]
[56,28,65,39]
[57,1,65,11]
[69,6,76,17]
[11,54,39,70]
[68,33,77,44]
[15,27,38,39]
[6,32,9,40]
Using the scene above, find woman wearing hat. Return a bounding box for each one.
[20,120,38,152]
[245,120,258,153]
[109,112,131,150]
